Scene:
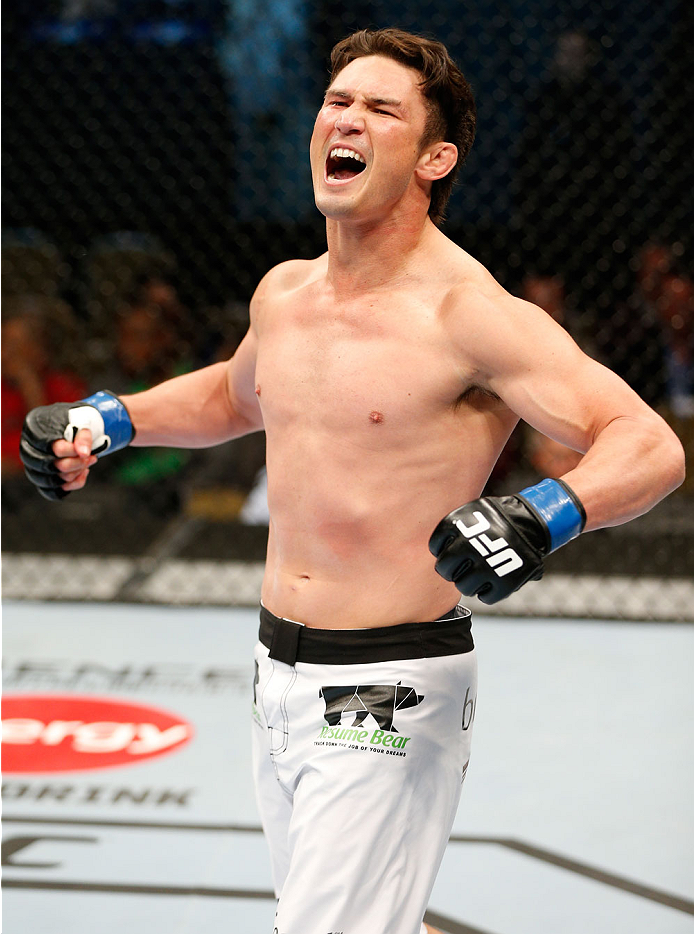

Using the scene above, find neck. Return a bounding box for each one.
[324,204,436,293]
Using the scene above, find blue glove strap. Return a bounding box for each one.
[518,478,586,552]
[81,391,134,453]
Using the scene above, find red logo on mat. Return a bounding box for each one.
[1,695,194,773]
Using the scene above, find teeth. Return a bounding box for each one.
[329,147,366,164]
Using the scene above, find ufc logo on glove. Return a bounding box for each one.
[452,512,524,577]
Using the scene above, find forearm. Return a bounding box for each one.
[431,411,684,605]
[121,362,259,449]
[560,412,685,531]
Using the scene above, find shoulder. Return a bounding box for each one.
[438,249,514,325]
[249,256,327,330]
[438,254,581,382]
[437,244,553,332]
[253,256,327,303]
[423,230,509,310]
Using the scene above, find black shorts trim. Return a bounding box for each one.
[259,604,474,666]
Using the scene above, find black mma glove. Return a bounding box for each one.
[20,391,134,501]
[429,478,586,605]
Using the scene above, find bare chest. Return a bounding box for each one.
[255,292,467,432]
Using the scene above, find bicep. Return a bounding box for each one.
[477,300,654,452]
[495,351,652,453]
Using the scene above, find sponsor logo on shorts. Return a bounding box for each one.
[462,686,476,730]
[251,660,262,725]
[315,682,423,758]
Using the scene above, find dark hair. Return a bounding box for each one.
[330,28,476,225]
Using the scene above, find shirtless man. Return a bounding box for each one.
[20,28,684,934]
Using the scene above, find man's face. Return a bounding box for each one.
[310,55,432,223]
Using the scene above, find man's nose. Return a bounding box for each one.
[334,106,365,135]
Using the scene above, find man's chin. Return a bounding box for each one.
[314,192,357,220]
[314,184,371,221]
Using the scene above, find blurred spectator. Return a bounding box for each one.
[586,242,672,408]
[180,296,269,521]
[135,272,182,313]
[107,277,192,393]
[516,29,637,300]
[521,272,601,363]
[100,289,193,492]
[135,273,188,328]
[522,274,566,325]
[2,298,87,476]
[655,273,694,417]
[216,0,314,222]
[202,298,250,366]
[636,242,675,302]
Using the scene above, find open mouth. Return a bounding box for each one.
[325,147,367,182]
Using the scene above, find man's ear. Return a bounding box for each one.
[415,141,458,182]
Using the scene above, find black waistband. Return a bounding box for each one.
[259,604,474,666]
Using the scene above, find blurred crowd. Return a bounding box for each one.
[3,229,692,520]
[1,232,264,516]
[483,242,694,496]
[3,11,693,519]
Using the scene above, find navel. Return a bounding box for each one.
[369,410,384,424]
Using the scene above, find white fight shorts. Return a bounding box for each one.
[252,603,478,934]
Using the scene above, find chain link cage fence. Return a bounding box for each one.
[3,1,693,619]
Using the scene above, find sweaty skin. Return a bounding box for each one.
[52,54,684,630]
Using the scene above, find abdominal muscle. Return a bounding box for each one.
[259,417,509,629]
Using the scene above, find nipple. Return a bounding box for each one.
[255,384,261,396]
[369,411,384,423]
